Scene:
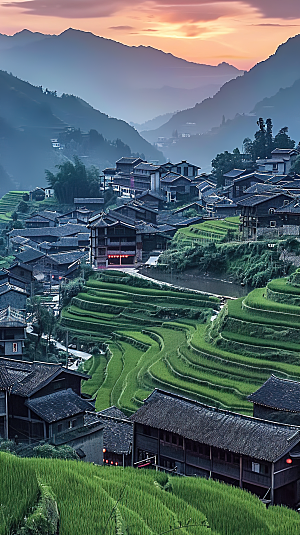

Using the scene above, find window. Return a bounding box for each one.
[177,167,181,174]
[273,163,278,171]
[270,221,276,227]
[12,342,18,353]
[252,462,260,473]
[184,166,188,176]
[68,419,77,429]
[283,200,289,206]
[57,423,63,433]
[269,208,275,215]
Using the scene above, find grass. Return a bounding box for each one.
[0,191,28,221]
[174,217,240,245]
[3,453,300,535]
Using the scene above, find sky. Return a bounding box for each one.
[0,0,300,69]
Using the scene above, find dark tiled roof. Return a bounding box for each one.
[74,198,104,204]
[48,250,87,265]
[134,163,160,171]
[53,419,103,446]
[0,282,28,296]
[26,388,94,423]
[14,248,44,264]
[116,157,143,165]
[9,224,88,239]
[223,169,246,178]
[87,406,133,454]
[248,375,300,412]
[130,389,300,462]
[243,183,282,195]
[136,190,164,201]
[276,200,300,214]
[0,366,13,391]
[233,173,272,184]
[272,148,299,155]
[161,173,192,184]
[9,261,33,272]
[237,193,289,207]
[0,358,88,397]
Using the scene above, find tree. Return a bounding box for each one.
[290,155,300,174]
[273,127,295,149]
[45,156,100,204]
[211,149,242,186]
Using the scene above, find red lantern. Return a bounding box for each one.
[286,458,293,464]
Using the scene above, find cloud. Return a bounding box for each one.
[2,0,139,18]
[109,25,134,30]
[2,0,300,22]
[253,23,300,26]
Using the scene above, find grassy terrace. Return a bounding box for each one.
[59,270,300,416]
[174,216,240,245]
[3,453,300,535]
[0,190,28,221]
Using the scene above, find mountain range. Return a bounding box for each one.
[142,34,300,168]
[0,69,163,193]
[0,29,243,124]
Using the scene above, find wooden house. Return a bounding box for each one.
[169,161,200,178]
[130,389,300,507]
[0,283,28,311]
[232,173,271,200]
[160,173,195,203]
[248,375,300,426]
[0,307,26,358]
[112,200,158,224]
[89,212,140,268]
[0,358,103,463]
[136,190,165,210]
[223,169,247,187]
[87,406,133,467]
[256,149,299,175]
[237,192,293,240]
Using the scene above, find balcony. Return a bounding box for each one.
[107,250,136,256]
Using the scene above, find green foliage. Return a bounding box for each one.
[60,277,85,307]
[33,444,78,460]
[45,156,100,204]
[0,191,28,222]
[211,149,243,186]
[290,154,300,174]
[2,455,300,535]
[16,483,59,535]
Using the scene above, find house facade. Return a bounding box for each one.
[0,358,103,463]
[89,212,140,268]
[256,149,299,175]
[238,193,293,240]
[130,389,300,507]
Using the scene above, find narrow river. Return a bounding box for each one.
[138,267,250,298]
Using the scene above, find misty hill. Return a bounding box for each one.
[0,70,162,191]
[144,33,300,145]
[0,28,243,123]
[160,78,300,170]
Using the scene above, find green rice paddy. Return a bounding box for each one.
[2,453,299,535]
[59,270,300,416]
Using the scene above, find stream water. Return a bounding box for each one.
[138,267,250,298]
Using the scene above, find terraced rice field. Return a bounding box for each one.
[3,453,300,535]
[0,191,28,221]
[174,216,240,245]
[58,271,296,416]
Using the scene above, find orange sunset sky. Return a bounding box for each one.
[0,0,300,69]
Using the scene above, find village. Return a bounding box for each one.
[1,145,300,515]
